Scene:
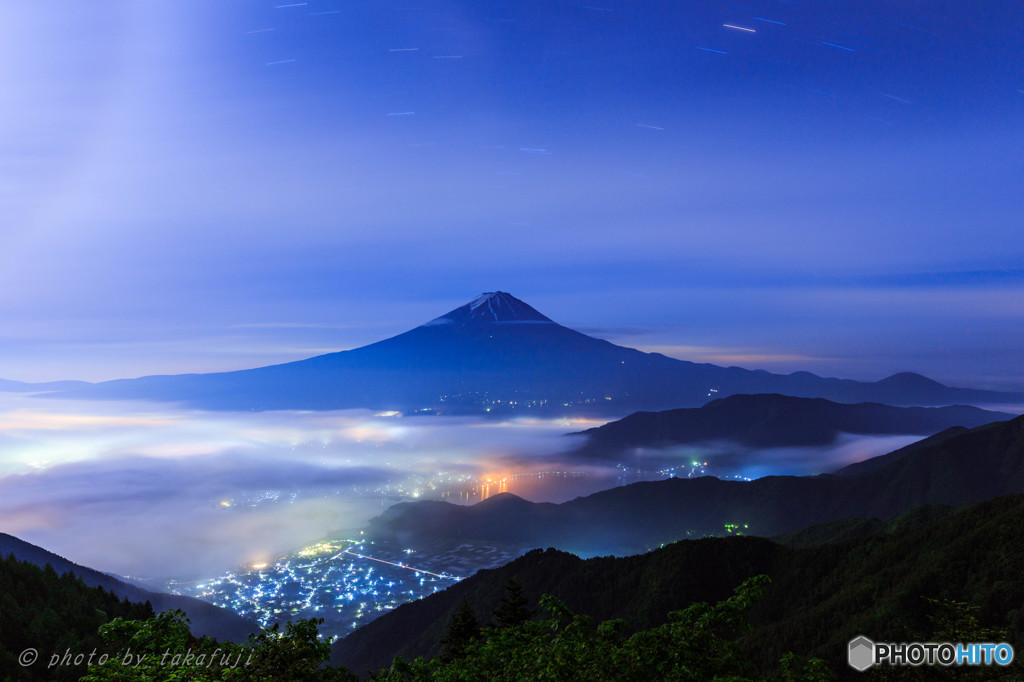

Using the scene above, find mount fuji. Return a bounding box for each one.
[38,292,1022,413]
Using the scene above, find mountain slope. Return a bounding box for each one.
[0,533,259,643]
[572,393,1012,456]
[333,538,786,675]
[368,413,1024,555]
[39,292,1023,413]
[334,494,1024,678]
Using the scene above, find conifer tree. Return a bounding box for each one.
[439,599,480,662]
[492,579,534,629]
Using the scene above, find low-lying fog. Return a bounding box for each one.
[0,392,936,578]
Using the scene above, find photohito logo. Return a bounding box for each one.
[848,636,874,672]
[848,636,1014,671]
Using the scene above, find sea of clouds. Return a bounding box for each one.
[0,392,931,578]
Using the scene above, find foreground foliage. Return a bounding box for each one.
[74,575,831,681]
[81,610,356,682]
[0,554,153,681]
[377,575,833,681]
[65,567,1018,681]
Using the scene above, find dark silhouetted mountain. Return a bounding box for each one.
[770,502,958,549]
[0,533,259,643]
[367,413,1024,555]
[333,538,785,675]
[829,426,971,478]
[572,393,1012,456]
[36,292,1022,413]
[334,494,1024,679]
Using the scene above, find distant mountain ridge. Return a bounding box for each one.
[25,291,1023,413]
[572,393,1013,457]
[367,413,1024,555]
[0,378,90,393]
[0,533,258,643]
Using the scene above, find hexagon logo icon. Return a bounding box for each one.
[848,636,875,671]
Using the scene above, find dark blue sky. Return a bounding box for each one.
[2,1,1022,389]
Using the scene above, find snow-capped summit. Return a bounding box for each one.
[41,291,1023,414]
[425,291,554,326]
